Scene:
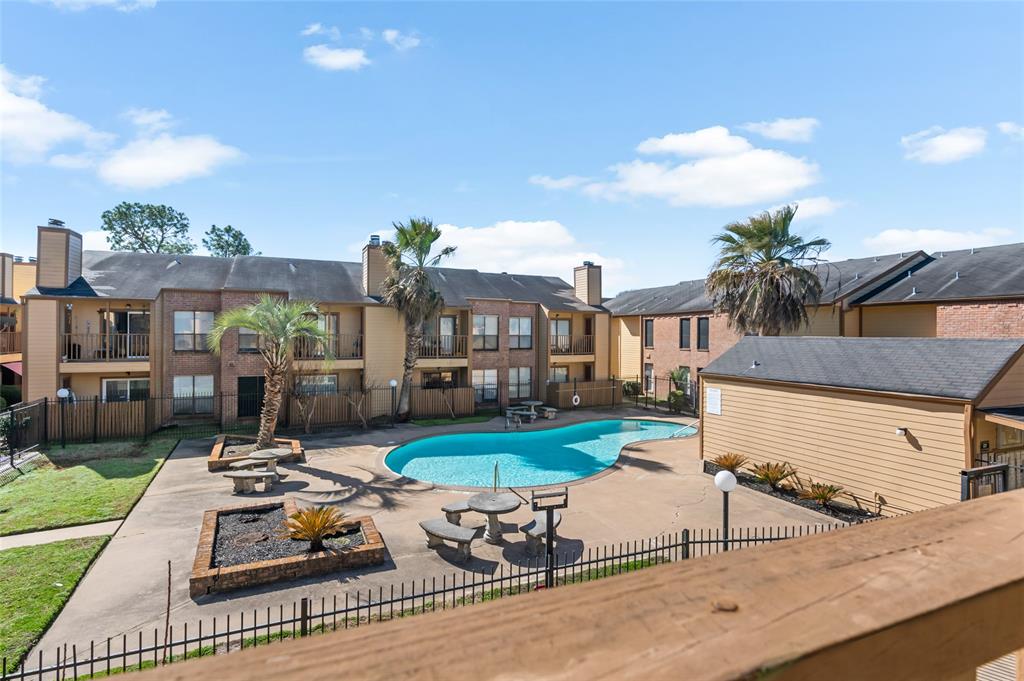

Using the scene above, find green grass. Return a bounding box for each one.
[0,439,177,536]
[0,535,110,669]
[411,410,500,427]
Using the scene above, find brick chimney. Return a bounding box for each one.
[36,221,83,289]
[362,235,388,297]
[573,260,602,306]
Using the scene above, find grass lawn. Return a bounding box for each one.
[0,439,177,536]
[0,535,110,669]
[411,410,500,427]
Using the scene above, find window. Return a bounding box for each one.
[548,366,568,384]
[174,311,214,351]
[697,317,710,351]
[549,318,570,352]
[473,315,498,351]
[509,367,532,399]
[422,371,455,389]
[173,375,214,415]
[644,363,654,393]
[679,318,691,349]
[295,375,338,395]
[675,366,691,394]
[509,316,532,349]
[238,328,260,353]
[643,319,655,348]
[237,376,264,418]
[472,368,498,402]
[102,378,149,403]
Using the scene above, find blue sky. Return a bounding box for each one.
[2,1,1022,294]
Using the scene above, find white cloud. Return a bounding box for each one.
[35,0,156,11]
[98,133,242,189]
[300,23,341,41]
[741,117,820,142]
[997,121,1023,141]
[901,126,987,164]
[49,153,97,169]
[636,126,751,157]
[529,174,592,190]
[82,230,110,251]
[122,107,174,134]
[0,65,114,163]
[863,228,1016,253]
[771,196,845,220]
[382,29,421,52]
[303,44,371,71]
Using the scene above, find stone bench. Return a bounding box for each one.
[224,470,275,494]
[442,500,471,525]
[419,518,477,562]
[537,406,558,420]
[506,407,536,423]
[520,510,562,556]
[228,459,264,471]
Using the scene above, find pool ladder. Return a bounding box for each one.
[669,421,699,438]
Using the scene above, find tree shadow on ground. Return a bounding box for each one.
[286,463,428,512]
[616,447,675,474]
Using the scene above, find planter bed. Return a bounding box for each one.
[207,434,304,471]
[190,498,386,598]
[702,461,880,524]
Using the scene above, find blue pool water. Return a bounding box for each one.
[385,419,694,488]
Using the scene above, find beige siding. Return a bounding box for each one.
[66,232,83,284]
[37,230,69,288]
[861,304,937,337]
[701,377,967,514]
[593,313,610,379]
[362,305,405,388]
[12,262,36,301]
[843,308,860,337]
[362,245,387,297]
[574,268,589,304]
[979,353,1024,408]
[783,305,842,336]
[25,298,59,400]
[614,316,642,380]
[0,254,12,299]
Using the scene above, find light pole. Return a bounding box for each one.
[714,470,736,551]
[56,388,70,448]
[388,379,398,425]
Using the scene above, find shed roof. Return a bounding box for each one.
[701,336,1024,401]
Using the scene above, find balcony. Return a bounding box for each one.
[293,333,363,360]
[0,330,20,355]
[62,333,149,362]
[419,334,468,359]
[549,334,594,355]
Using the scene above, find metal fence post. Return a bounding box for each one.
[42,396,49,446]
[682,529,690,560]
[545,506,555,588]
[299,597,309,637]
[143,395,151,442]
[92,396,99,443]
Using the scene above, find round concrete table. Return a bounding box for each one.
[468,492,521,544]
[248,448,291,475]
[521,400,544,415]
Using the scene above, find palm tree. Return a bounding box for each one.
[208,294,333,448]
[380,218,456,417]
[705,205,831,336]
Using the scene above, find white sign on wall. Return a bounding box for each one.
[706,387,722,415]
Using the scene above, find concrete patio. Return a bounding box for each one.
[31,408,832,658]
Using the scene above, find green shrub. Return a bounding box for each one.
[798,481,844,508]
[667,390,688,413]
[711,452,748,473]
[750,462,797,490]
[0,384,20,406]
[622,381,642,397]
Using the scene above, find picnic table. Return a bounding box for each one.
[468,492,521,544]
[521,400,544,415]
[248,448,291,475]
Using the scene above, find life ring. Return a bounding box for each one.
[571,394,581,407]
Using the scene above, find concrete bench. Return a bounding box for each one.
[537,406,558,420]
[228,459,264,471]
[224,470,275,494]
[419,518,477,562]
[507,407,536,423]
[520,510,562,556]
[442,499,471,525]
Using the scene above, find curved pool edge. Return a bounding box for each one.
[374,415,700,492]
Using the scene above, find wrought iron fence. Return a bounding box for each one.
[2,522,847,679]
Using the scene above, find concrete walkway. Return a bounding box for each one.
[0,520,122,550]
[30,409,833,661]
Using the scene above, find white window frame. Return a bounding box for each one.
[509,316,532,349]
[472,368,498,402]
[172,375,215,414]
[295,374,338,395]
[473,314,499,351]
[509,367,532,399]
[173,311,215,352]
[549,366,568,384]
[101,377,150,403]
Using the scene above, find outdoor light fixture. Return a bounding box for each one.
[388,379,398,388]
[714,470,737,551]
[896,427,907,436]
[714,470,737,493]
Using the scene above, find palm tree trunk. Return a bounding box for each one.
[256,364,286,449]
[398,324,421,417]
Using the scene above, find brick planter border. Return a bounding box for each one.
[207,433,304,471]
[190,498,386,598]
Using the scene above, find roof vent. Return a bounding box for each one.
[750,360,761,369]
[853,273,859,280]
[166,259,181,269]
[28,257,37,263]
[289,263,297,273]
[899,252,904,258]
[583,260,594,267]
[369,235,381,247]
[48,218,65,227]
[906,270,912,278]
[911,286,918,295]
[937,252,944,258]
[954,271,960,280]
[970,247,975,255]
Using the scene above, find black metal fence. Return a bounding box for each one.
[2,522,846,679]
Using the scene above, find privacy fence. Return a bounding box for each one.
[2,522,848,680]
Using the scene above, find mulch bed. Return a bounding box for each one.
[703,462,879,524]
[221,442,261,459]
[212,506,366,568]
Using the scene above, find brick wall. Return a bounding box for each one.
[640,312,744,382]
[159,290,223,421]
[935,299,1024,338]
[468,300,540,401]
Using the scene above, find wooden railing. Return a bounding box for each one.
[294,333,363,360]
[549,334,594,355]
[62,333,149,361]
[418,334,468,359]
[0,330,20,354]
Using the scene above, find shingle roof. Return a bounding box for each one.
[701,336,1024,401]
[856,243,1024,304]
[428,268,601,312]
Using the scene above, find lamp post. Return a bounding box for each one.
[388,379,398,425]
[56,388,70,448]
[714,470,736,551]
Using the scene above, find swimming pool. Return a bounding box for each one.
[385,419,694,488]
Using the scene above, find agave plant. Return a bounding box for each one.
[280,506,348,552]
[711,452,748,473]
[750,462,797,491]
[798,481,844,509]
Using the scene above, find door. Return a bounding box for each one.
[644,363,654,394]
[583,364,593,382]
[550,319,570,352]
[237,376,265,418]
[439,316,457,355]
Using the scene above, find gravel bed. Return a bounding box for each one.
[212,506,365,568]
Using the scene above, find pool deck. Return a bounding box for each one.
[31,408,832,658]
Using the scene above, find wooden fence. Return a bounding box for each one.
[409,387,475,418]
[546,380,623,409]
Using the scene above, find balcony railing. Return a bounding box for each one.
[550,334,594,355]
[419,334,468,359]
[293,333,363,360]
[0,330,20,354]
[63,333,150,361]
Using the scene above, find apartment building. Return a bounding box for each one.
[21,225,610,421]
[0,250,38,392]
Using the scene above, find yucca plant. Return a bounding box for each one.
[711,452,748,473]
[280,506,348,552]
[798,481,844,509]
[750,462,797,491]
